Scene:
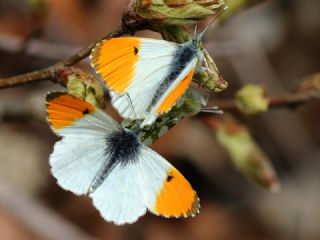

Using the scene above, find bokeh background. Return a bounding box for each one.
[0,0,320,239]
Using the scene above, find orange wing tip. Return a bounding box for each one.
[90,37,141,94]
[153,168,200,218]
[46,92,96,131]
[189,196,200,217]
[157,195,200,219]
[90,39,107,69]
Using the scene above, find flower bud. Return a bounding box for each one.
[193,49,228,92]
[235,84,269,115]
[132,0,226,24]
[297,72,320,92]
[55,68,105,109]
[202,115,280,192]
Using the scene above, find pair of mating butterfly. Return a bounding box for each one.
[46,22,218,225]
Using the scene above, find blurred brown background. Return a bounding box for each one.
[0,0,320,239]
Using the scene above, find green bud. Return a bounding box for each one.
[156,24,192,43]
[298,72,320,92]
[65,69,105,109]
[209,116,280,192]
[235,84,269,115]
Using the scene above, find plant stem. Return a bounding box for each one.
[0,25,127,89]
[209,91,320,111]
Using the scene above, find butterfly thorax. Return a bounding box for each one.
[106,130,141,165]
[89,129,141,193]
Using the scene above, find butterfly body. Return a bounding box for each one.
[89,129,141,193]
[46,93,199,225]
[91,37,204,127]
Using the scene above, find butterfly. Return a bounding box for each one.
[90,27,218,128]
[46,92,199,225]
[90,6,228,127]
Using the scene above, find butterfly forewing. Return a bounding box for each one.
[46,93,120,194]
[91,37,199,125]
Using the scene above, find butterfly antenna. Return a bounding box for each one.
[193,24,198,39]
[126,93,142,133]
[195,5,228,44]
[126,93,137,119]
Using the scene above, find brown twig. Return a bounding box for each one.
[209,91,320,111]
[0,25,128,89]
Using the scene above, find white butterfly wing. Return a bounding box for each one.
[91,38,179,119]
[89,145,199,225]
[50,137,107,195]
[90,162,146,225]
[57,110,121,137]
[47,93,120,195]
[137,146,200,218]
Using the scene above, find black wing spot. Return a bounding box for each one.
[134,46,139,55]
[167,175,174,182]
[83,108,89,114]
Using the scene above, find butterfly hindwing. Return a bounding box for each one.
[138,146,200,218]
[50,137,107,195]
[90,161,147,225]
[90,145,199,225]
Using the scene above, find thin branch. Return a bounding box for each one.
[0,25,128,89]
[0,33,83,60]
[209,91,320,111]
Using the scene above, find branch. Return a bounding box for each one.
[0,25,128,89]
[210,91,320,111]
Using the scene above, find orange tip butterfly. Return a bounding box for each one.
[90,37,199,127]
[90,6,227,127]
[46,92,199,225]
